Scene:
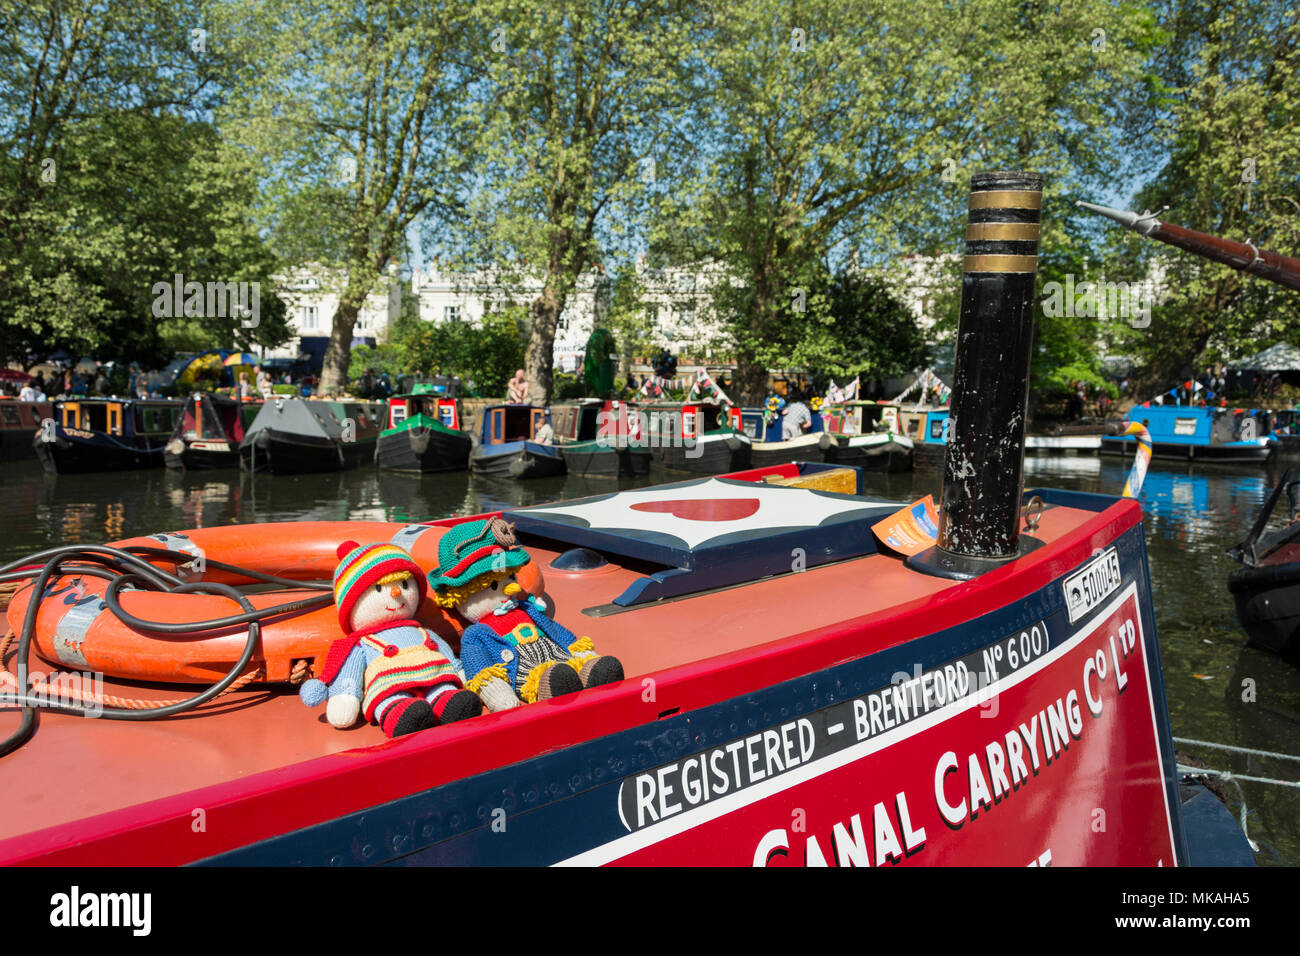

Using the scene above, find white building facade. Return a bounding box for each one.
[263,264,404,363]
[265,259,735,372]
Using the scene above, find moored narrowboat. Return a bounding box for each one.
[164,393,261,470]
[738,403,832,468]
[551,398,650,478]
[1226,471,1300,664]
[469,403,565,479]
[1270,409,1300,456]
[641,400,751,475]
[0,400,51,461]
[377,385,472,473]
[910,411,1104,465]
[1025,433,1102,454]
[1101,403,1274,462]
[33,398,182,473]
[899,405,949,470]
[820,400,914,472]
[0,464,1245,866]
[240,397,385,474]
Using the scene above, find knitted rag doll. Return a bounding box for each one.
[299,541,482,738]
[428,517,623,713]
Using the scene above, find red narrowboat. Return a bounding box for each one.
[0,172,1252,866]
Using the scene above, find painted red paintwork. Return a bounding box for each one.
[0,478,1142,865]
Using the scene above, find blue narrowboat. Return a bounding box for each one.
[1101,403,1274,462]
[469,403,565,479]
[33,397,182,473]
[899,406,950,470]
[739,405,832,467]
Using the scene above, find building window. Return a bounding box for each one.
[444,305,462,323]
[302,305,319,331]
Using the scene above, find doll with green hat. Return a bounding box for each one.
[429,517,623,712]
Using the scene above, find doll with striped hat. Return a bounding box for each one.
[299,541,483,738]
[429,517,623,712]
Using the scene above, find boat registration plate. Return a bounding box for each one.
[1063,547,1122,623]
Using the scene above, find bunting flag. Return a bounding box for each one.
[638,378,665,399]
[687,368,733,406]
[639,376,681,396]
[892,369,949,406]
[825,376,861,406]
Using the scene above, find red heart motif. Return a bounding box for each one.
[630,498,760,522]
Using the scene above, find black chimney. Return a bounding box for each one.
[908,170,1044,580]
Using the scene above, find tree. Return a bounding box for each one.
[601,268,655,378]
[220,0,473,393]
[0,0,267,365]
[452,0,694,405]
[659,0,1160,405]
[397,309,527,397]
[812,269,929,385]
[1118,0,1300,389]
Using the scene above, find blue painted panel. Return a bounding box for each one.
[1123,404,1214,445]
[923,410,949,444]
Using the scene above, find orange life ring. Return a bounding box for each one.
[4,521,546,685]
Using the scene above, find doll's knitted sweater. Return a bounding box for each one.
[316,619,464,721]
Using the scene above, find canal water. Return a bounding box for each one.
[2,453,1297,866]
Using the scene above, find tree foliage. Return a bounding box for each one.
[397,310,527,397]
[1117,0,1300,389]
[655,0,1161,404]
[0,1,287,365]
[450,0,694,404]
[219,0,473,392]
[2,0,1296,400]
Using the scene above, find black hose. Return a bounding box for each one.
[0,544,182,589]
[104,573,332,633]
[2,579,261,721]
[0,554,60,758]
[119,546,333,591]
[0,543,339,758]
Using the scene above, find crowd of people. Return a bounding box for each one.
[0,359,309,403]
[0,360,171,402]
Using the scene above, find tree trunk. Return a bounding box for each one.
[527,283,565,406]
[1129,325,1213,398]
[319,294,364,394]
[733,280,777,406]
[733,358,770,408]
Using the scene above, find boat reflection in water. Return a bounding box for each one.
[1026,454,1271,546]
